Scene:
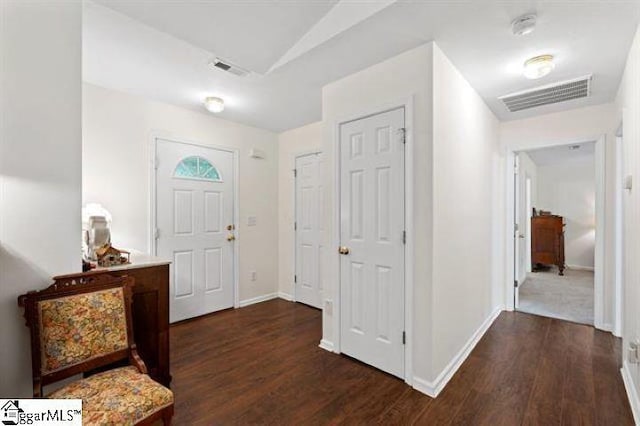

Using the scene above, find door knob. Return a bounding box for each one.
[227,234,236,242]
[338,246,350,255]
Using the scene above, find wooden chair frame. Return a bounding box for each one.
[18,273,173,425]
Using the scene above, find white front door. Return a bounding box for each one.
[295,152,323,309]
[339,107,405,379]
[156,139,235,323]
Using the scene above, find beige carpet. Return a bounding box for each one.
[518,268,594,325]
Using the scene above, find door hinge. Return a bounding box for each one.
[398,128,406,144]
[154,228,160,240]
[154,157,159,170]
[402,331,406,345]
[514,280,519,288]
[294,275,297,283]
[294,222,297,231]
[402,230,406,245]
[293,169,297,178]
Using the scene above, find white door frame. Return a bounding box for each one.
[331,96,414,385]
[150,135,241,309]
[293,150,323,305]
[505,135,606,331]
[614,123,624,337]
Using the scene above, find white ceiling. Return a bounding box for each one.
[525,141,595,167]
[84,1,640,132]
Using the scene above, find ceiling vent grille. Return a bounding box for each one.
[209,57,250,77]
[499,75,592,112]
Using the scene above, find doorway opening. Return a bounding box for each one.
[513,142,597,326]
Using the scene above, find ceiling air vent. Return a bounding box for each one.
[499,75,592,112]
[209,57,250,77]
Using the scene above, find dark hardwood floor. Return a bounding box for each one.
[170,299,633,425]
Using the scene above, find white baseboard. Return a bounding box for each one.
[621,362,640,425]
[278,292,294,301]
[413,306,503,398]
[238,293,278,308]
[566,264,595,271]
[599,322,614,333]
[319,339,335,353]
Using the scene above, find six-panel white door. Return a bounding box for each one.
[339,108,405,378]
[156,139,235,323]
[295,152,323,309]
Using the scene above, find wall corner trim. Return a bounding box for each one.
[413,306,504,398]
[621,362,640,425]
[319,339,335,353]
[238,293,278,308]
[278,292,294,301]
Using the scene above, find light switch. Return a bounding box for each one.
[624,175,633,191]
[247,216,257,226]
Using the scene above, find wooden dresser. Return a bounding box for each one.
[53,256,171,387]
[531,214,565,276]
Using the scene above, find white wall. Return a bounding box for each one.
[430,44,503,384]
[500,103,618,329]
[537,159,596,269]
[0,2,82,397]
[277,122,323,298]
[83,83,279,303]
[617,23,640,423]
[321,43,435,382]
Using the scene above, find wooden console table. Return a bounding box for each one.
[53,255,171,387]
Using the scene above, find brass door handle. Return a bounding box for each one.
[338,246,350,255]
[227,234,236,242]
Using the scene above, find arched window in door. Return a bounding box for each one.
[173,156,222,181]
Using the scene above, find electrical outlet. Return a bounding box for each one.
[324,299,333,315]
[250,271,257,282]
[247,216,257,227]
[629,339,640,364]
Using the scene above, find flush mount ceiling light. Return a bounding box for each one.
[512,14,537,36]
[523,54,555,79]
[204,96,224,113]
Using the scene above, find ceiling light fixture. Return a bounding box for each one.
[512,14,537,36]
[523,54,555,79]
[204,96,225,113]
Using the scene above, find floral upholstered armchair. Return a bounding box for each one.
[18,274,174,425]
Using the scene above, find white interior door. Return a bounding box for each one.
[514,154,522,308]
[525,176,532,275]
[339,107,405,379]
[156,139,235,323]
[295,152,323,309]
